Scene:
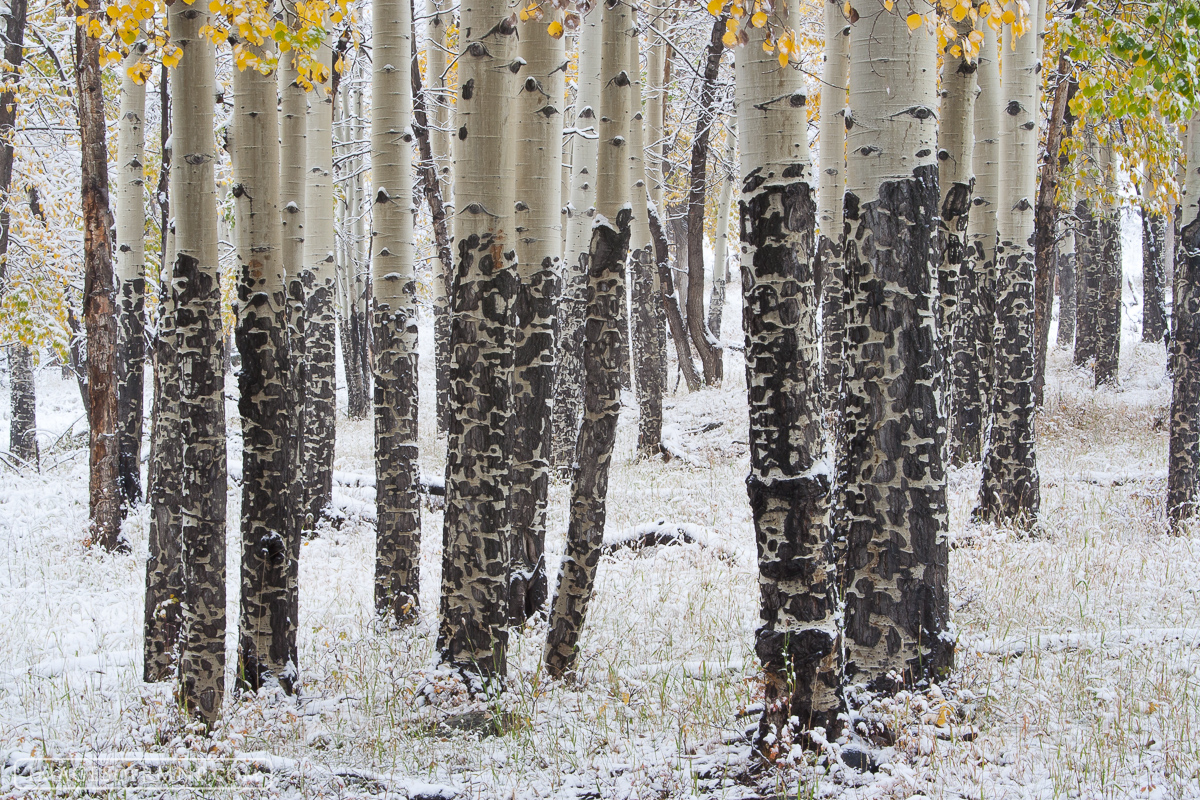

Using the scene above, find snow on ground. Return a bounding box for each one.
[2,268,1200,797]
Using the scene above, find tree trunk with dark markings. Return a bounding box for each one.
[1169,114,1200,532]
[1144,210,1167,345]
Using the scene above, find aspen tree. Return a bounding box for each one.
[1074,129,1100,368]
[1169,111,1200,531]
[372,0,421,624]
[437,0,519,679]
[337,82,368,420]
[301,44,338,530]
[818,0,847,414]
[425,0,453,434]
[1056,184,1077,349]
[839,0,952,690]
[170,0,227,723]
[508,4,567,623]
[552,7,602,471]
[1093,141,1121,388]
[116,34,147,505]
[734,0,839,749]
[645,7,666,210]
[1143,198,1168,344]
[231,32,296,693]
[545,0,632,678]
[978,4,1041,527]
[707,124,734,338]
[954,17,999,464]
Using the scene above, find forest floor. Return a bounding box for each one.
[3,263,1200,798]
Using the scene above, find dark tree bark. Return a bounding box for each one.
[75,19,122,552]
[649,209,701,392]
[630,231,666,458]
[1143,211,1168,344]
[1094,202,1122,387]
[1056,220,1076,349]
[684,17,724,386]
[1169,200,1200,530]
[1074,198,1099,366]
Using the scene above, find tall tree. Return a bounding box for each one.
[707,123,734,338]
[839,0,952,689]
[116,34,147,507]
[372,0,421,624]
[336,82,368,421]
[1142,200,1168,344]
[1093,140,1121,388]
[1056,202,1077,349]
[818,0,848,416]
[231,31,296,693]
[171,0,226,724]
[301,44,338,530]
[736,0,839,751]
[0,0,36,470]
[544,0,632,678]
[508,7,566,623]
[978,4,1041,528]
[1073,129,1100,368]
[425,0,453,435]
[437,0,518,680]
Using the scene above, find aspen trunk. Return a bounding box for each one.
[707,125,734,338]
[425,0,453,435]
[545,0,631,678]
[337,83,368,421]
[1056,209,1076,349]
[437,0,518,680]
[1143,208,1168,344]
[684,18,725,385]
[1169,112,1200,531]
[818,0,848,416]
[8,348,37,467]
[839,0,952,690]
[302,45,338,530]
[373,0,421,624]
[955,20,1000,464]
[507,8,566,623]
[645,9,666,211]
[736,0,839,749]
[76,13,122,551]
[552,8,602,471]
[1094,142,1121,388]
[630,37,666,459]
[232,35,296,693]
[116,36,147,508]
[937,16,976,434]
[978,11,1041,528]
[1073,134,1099,369]
[170,0,226,724]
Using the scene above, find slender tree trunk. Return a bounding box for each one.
[425,0,453,435]
[631,43,666,459]
[657,217,701,392]
[0,0,36,470]
[544,0,631,678]
[143,70,181,685]
[1073,133,1099,369]
[170,0,226,724]
[978,13,1042,528]
[1169,112,1200,531]
[75,15,122,551]
[232,35,296,694]
[684,17,724,385]
[954,21,1000,465]
[736,0,839,751]
[1056,207,1076,349]
[116,36,147,508]
[1144,208,1168,344]
[1094,142,1121,388]
[373,0,421,624]
[352,88,371,414]
[552,7,602,472]
[839,0,952,690]
[507,9,566,624]
[337,85,368,421]
[302,46,337,529]
[645,9,666,211]
[818,0,848,418]
[437,0,518,680]
[707,125,734,338]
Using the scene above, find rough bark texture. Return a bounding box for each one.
[1056,214,1076,349]
[8,347,37,466]
[818,0,848,419]
[116,37,147,508]
[839,3,952,692]
[544,0,631,678]
[954,20,1000,465]
[1169,114,1200,531]
[1094,144,1121,388]
[977,18,1042,529]
[654,212,702,392]
[301,47,337,531]
[373,0,421,624]
[507,10,566,624]
[75,18,122,552]
[437,0,518,682]
[337,86,368,422]
[552,6,602,472]
[232,38,296,694]
[707,125,734,339]
[1073,186,1099,367]
[684,17,725,385]
[171,1,226,724]
[1143,211,1168,344]
[736,0,839,749]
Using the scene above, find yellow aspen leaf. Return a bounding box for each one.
[950,43,962,56]
[547,18,564,38]
[843,1,850,15]
[722,29,737,47]
[762,38,774,51]
[777,50,788,67]
[162,47,181,67]
[967,28,983,42]
[751,10,766,26]
[1001,8,1015,23]
[906,12,921,29]
[726,16,738,30]
[883,0,893,9]
[978,0,989,12]
[731,2,744,17]
[941,0,954,9]
[951,3,967,20]
[707,0,724,15]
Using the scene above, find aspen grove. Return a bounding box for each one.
[4,0,1200,795]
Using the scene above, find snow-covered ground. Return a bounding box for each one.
[2,259,1199,797]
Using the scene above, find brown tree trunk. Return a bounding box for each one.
[75,20,122,552]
